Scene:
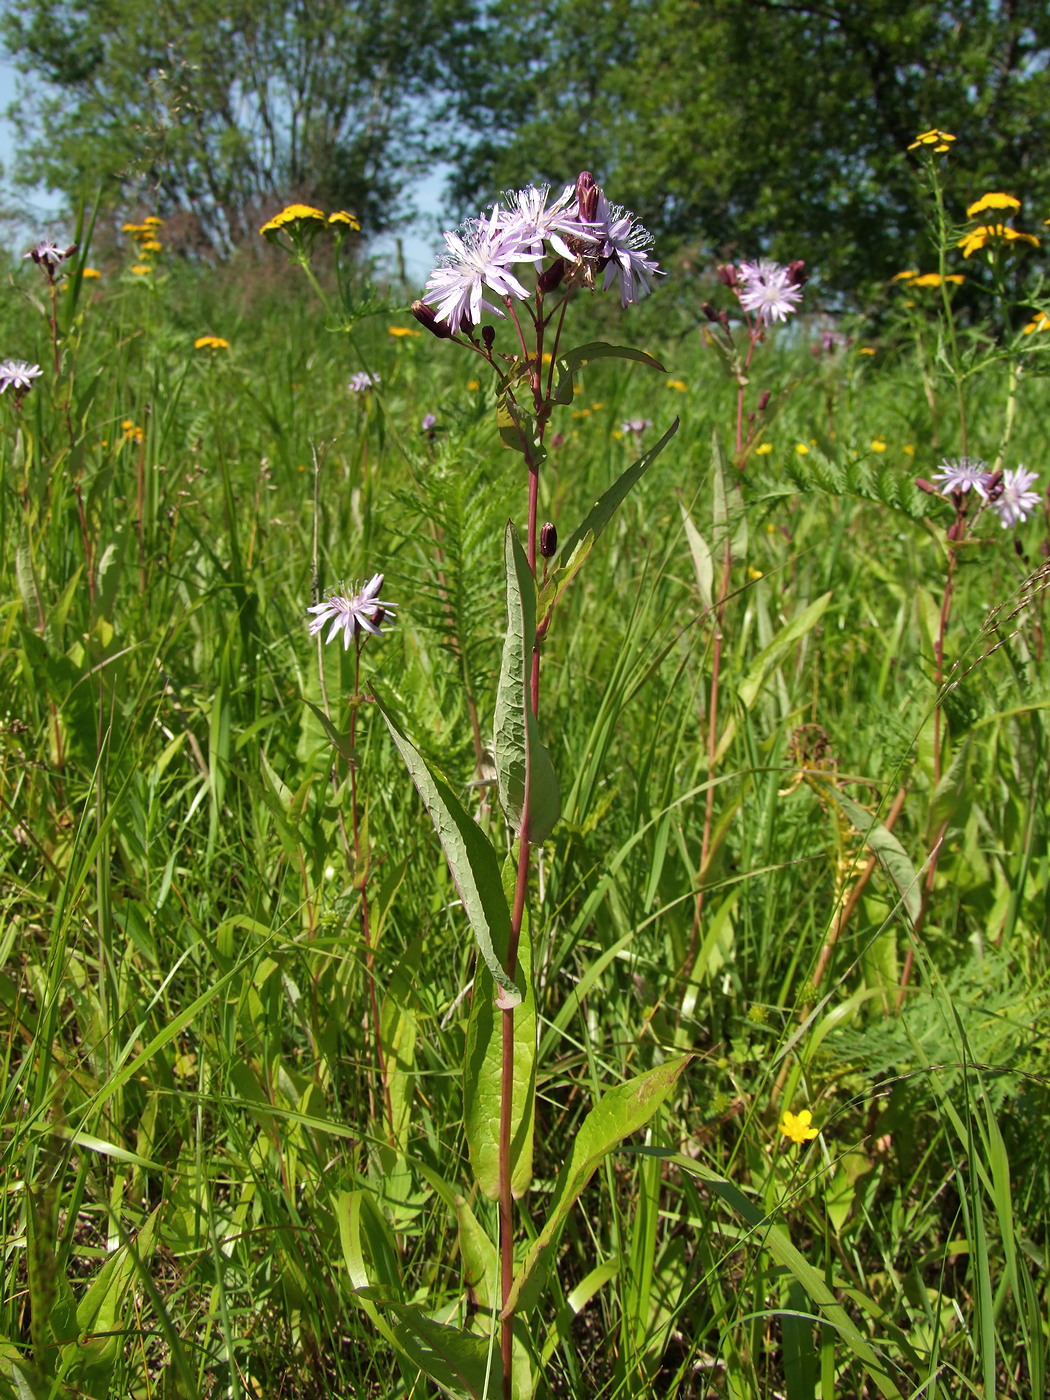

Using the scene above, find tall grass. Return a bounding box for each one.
[1,228,1048,1399]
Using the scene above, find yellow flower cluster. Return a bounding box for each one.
[123,215,165,274]
[958,222,1040,258]
[893,271,965,288]
[908,128,955,153]
[120,418,145,444]
[1024,312,1050,335]
[967,191,1020,218]
[194,335,230,351]
[259,204,361,248]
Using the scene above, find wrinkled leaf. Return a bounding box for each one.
[493,523,560,844]
[377,694,521,1007]
[505,1055,691,1313]
[826,787,921,926]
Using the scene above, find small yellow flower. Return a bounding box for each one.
[891,269,918,282]
[611,429,624,439]
[81,267,101,280]
[572,408,591,418]
[959,223,1040,257]
[143,215,164,227]
[122,221,148,233]
[859,347,876,355]
[755,442,773,455]
[467,379,480,391]
[1024,311,1050,335]
[779,1108,819,1144]
[121,419,135,431]
[795,442,810,455]
[140,239,163,253]
[194,335,230,350]
[665,379,688,392]
[259,204,326,247]
[388,325,420,338]
[260,203,325,234]
[870,437,887,453]
[967,192,1021,218]
[908,128,955,151]
[591,402,603,410]
[541,352,553,363]
[903,443,916,455]
[131,264,151,276]
[908,272,964,288]
[748,566,764,580]
[328,210,361,229]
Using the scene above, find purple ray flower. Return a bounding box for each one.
[424,206,541,334]
[0,359,43,393]
[307,573,397,649]
[988,465,1041,528]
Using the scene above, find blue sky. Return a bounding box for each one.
[0,56,445,281]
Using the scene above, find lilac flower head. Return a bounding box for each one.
[307,573,397,648]
[349,371,380,393]
[424,205,541,334]
[0,360,42,394]
[932,456,990,496]
[736,259,804,324]
[987,465,1041,528]
[421,412,437,432]
[588,193,661,307]
[621,417,652,434]
[497,184,597,260]
[24,239,65,269]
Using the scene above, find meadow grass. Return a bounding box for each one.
[1,235,1048,1400]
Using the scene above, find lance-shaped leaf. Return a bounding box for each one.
[710,428,748,560]
[556,418,679,569]
[549,341,666,406]
[737,592,832,710]
[377,694,521,1007]
[494,523,560,845]
[537,530,593,625]
[504,1055,691,1314]
[356,1295,504,1400]
[825,786,922,927]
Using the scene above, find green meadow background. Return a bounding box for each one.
[1,219,1049,1400]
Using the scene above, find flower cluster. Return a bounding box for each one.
[956,193,1039,258]
[718,258,807,326]
[349,371,380,393]
[259,203,360,255]
[308,574,397,649]
[122,216,165,274]
[194,335,230,351]
[908,128,955,153]
[415,173,661,336]
[932,457,1042,528]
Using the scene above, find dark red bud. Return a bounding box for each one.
[538,257,566,292]
[411,300,453,339]
[1014,538,1025,556]
[747,410,755,422]
[717,264,739,290]
[482,324,495,349]
[700,301,720,322]
[758,390,771,412]
[576,171,599,223]
[786,260,807,287]
[947,518,966,542]
[915,478,938,495]
[540,522,558,557]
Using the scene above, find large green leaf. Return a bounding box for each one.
[464,877,535,1199]
[377,694,522,1007]
[549,341,666,406]
[555,417,680,568]
[504,1055,691,1313]
[360,1296,504,1400]
[825,787,922,926]
[493,523,560,844]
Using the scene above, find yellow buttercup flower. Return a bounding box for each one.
[859,347,876,355]
[81,267,101,279]
[903,444,915,455]
[755,442,773,455]
[871,438,887,453]
[967,192,1020,218]
[194,335,230,350]
[665,379,688,392]
[467,379,480,391]
[795,442,810,455]
[1024,311,1050,335]
[779,1108,819,1144]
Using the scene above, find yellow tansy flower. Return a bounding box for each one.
[194,335,230,350]
[859,347,876,355]
[959,223,1040,257]
[1024,311,1050,335]
[779,1109,819,1144]
[81,267,101,279]
[908,128,955,151]
[143,215,164,227]
[967,192,1020,218]
[259,204,326,242]
[388,325,420,338]
[909,272,965,288]
[891,269,918,282]
[328,210,361,229]
[140,239,163,253]
[122,222,148,233]
[131,264,151,276]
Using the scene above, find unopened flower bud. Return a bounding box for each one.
[411,300,453,339]
[482,325,495,349]
[947,518,966,542]
[700,301,720,322]
[758,390,771,412]
[786,260,807,287]
[537,257,566,293]
[576,171,599,224]
[540,521,558,557]
[718,311,730,329]
[717,264,739,291]
[915,478,938,495]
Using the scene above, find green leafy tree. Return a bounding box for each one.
[444,0,1050,297]
[2,0,475,246]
